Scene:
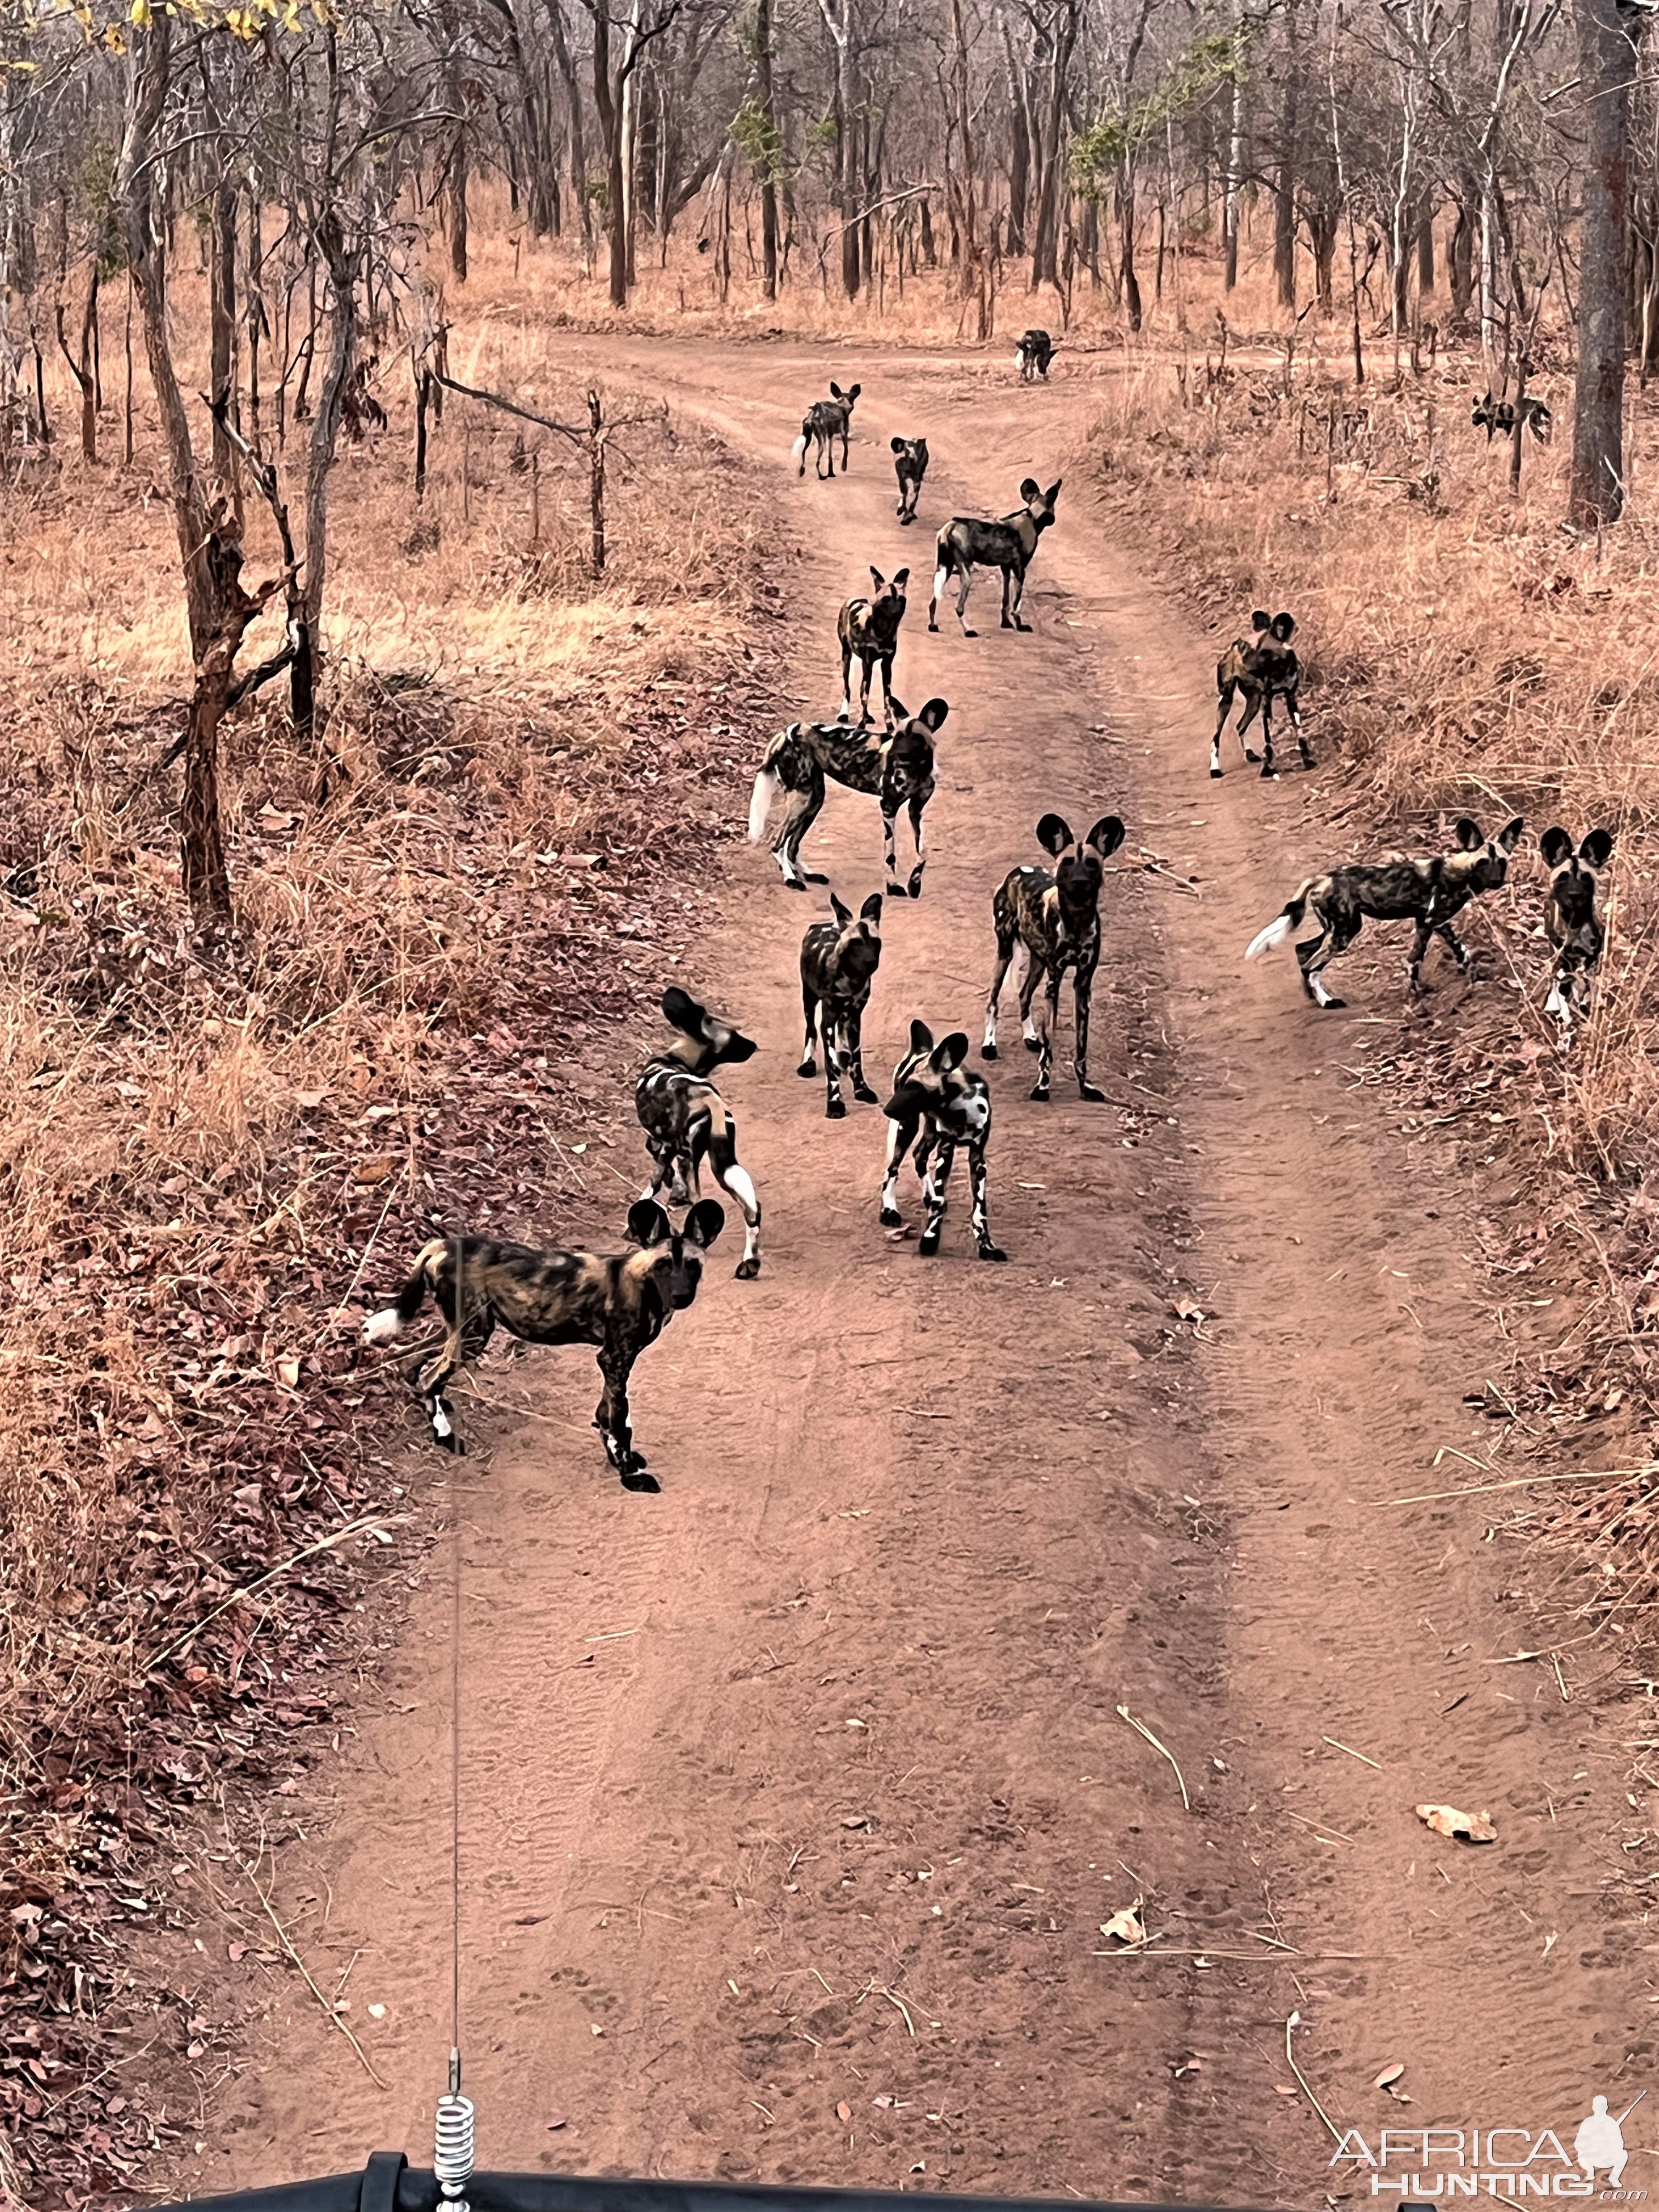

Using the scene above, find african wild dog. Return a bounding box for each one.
[361,1199,725,1489]
[929,477,1061,636]
[1014,330,1057,382]
[879,1020,1005,1262]
[798,890,883,1118]
[1212,610,1310,780]
[792,381,861,479]
[1540,826,1615,1032]
[635,987,763,1278]
[838,567,909,727]
[891,436,929,524]
[1245,815,1526,1008]
[984,811,1126,1102]
[748,696,947,899]
[1474,391,1551,444]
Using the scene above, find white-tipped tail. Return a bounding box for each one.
[748,765,780,843]
[363,1307,404,1345]
[1245,912,1296,962]
[791,433,808,464]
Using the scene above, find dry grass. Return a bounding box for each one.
[1,264,783,2196]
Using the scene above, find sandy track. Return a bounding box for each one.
[186,344,1650,2208]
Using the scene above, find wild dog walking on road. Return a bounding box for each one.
[793,381,861,478]
[879,1020,1005,1262]
[1212,611,1309,778]
[891,436,929,524]
[1014,329,1057,381]
[929,477,1061,636]
[798,890,884,1117]
[635,987,763,1278]
[749,697,947,899]
[1246,815,1525,1008]
[838,567,909,727]
[362,1200,725,1489]
[984,811,1126,1101]
[1541,826,1615,1034]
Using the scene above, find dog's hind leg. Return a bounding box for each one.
[775,770,827,889]
[954,563,977,637]
[1211,682,1234,777]
[798,985,820,1077]
[968,1139,1006,1261]
[1300,914,1356,1009]
[838,640,854,723]
[1235,690,1265,766]
[983,921,1017,1058]
[918,1137,956,1256]
[1435,922,1475,980]
[1257,691,1278,779]
[1406,920,1435,997]
[1017,947,1042,1052]
[1007,563,1031,633]
[846,1004,877,1104]
[880,1114,918,1226]
[707,1118,761,1278]
[415,1309,494,1454]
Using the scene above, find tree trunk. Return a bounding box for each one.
[755,0,779,298]
[1222,52,1244,291]
[1569,0,1639,528]
[1416,199,1435,292]
[1001,12,1030,257]
[1273,0,1299,309]
[1117,166,1141,330]
[210,174,238,492]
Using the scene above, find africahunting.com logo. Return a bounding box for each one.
[1330,2094,1646,2198]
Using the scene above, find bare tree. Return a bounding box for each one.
[1570,0,1640,527]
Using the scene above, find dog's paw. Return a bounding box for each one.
[917,1234,940,1257]
[906,872,925,898]
[735,1256,761,1280]
[621,1465,662,1494]
[1029,1085,1051,1103]
[879,1206,904,1228]
[826,1098,847,1120]
[853,1084,878,1105]
[978,1243,1008,1263]
[782,878,808,893]
[1022,1036,1041,1054]
[1210,766,1223,779]
[1079,1082,1105,1104]
[981,1042,998,1060]
[797,1058,817,1079]
[885,881,908,899]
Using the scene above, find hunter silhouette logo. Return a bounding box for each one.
[1331,2087,1647,2198]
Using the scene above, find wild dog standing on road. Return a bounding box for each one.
[748,696,947,899]
[635,986,763,1277]
[798,890,883,1117]
[792,381,861,479]
[984,811,1126,1101]
[1014,329,1057,382]
[1212,610,1310,779]
[838,567,910,727]
[361,1199,725,1489]
[929,477,1061,636]
[1540,826,1615,1034]
[879,1019,1005,1261]
[1245,815,1525,1008]
[891,436,929,524]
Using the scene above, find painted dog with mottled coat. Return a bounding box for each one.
[984,811,1126,1101]
[1014,329,1057,381]
[362,1199,725,1488]
[891,436,929,523]
[1212,610,1308,778]
[1245,815,1525,1007]
[838,567,909,726]
[1541,826,1615,1032]
[634,987,763,1277]
[798,890,883,1116]
[929,477,1061,636]
[879,1019,1005,1261]
[748,696,947,899]
[792,381,861,478]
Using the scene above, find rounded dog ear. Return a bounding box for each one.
[830,381,845,398]
[1087,814,1127,859]
[627,1199,672,1249]
[915,697,950,732]
[890,435,907,453]
[830,889,853,927]
[1036,812,1074,856]
[1581,828,1615,870]
[661,984,705,1034]
[931,1031,970,1073]
[859,892,884,924]
[908,1017,934,1055]
[1272,611,1297,640]
[869,566,885,590]
[1539,827,1573,871]
[892,566,911,589]
[1250,610,1272,633]
[1045,478,1063,502]
[1497,816,1526,854]
[1453,817,1485,852]
[1019,476,1041,501]
[847,382,861,399]
[682,1199,726,1250]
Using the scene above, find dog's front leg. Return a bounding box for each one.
[1406,919,1434,996]
[880,1115,917,1226]
[1436,922,1475,979]
[1257,692,1278,778]
[824,1014,847,1119]
[1031,967,1062,1101]
[1074,965,1104,1102]
[597,1338,658,1492]
[905,792,927,898]
[847,1005,877,1104]
[881,802,904,898]
[968,1140,1006,1261]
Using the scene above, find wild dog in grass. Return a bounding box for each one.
[929,477,1060,636]
[879,1019,1005,1261]
[635,987,763,1278]
[749,696,947,899]
[799,890,884,1117]
[1474,391,1551,443]
[362,1200,724,1489]
[838,567,909,727]
[1014,329,1057,381]
[1541,826,1615,1034]
[1245,815,1525,1008]
[1212,611,1309,779]
[793,381,861,478]
[891,436,929,524]
[984,811,1126,1101]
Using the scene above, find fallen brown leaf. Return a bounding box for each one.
[353,1155,400,1186]
[1415,1802,1497,1843]
[1099,1895,1147,1946]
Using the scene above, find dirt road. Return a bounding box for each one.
[187,345,1651,2207]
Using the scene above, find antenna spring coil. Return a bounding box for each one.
[435,2088,476,2198]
